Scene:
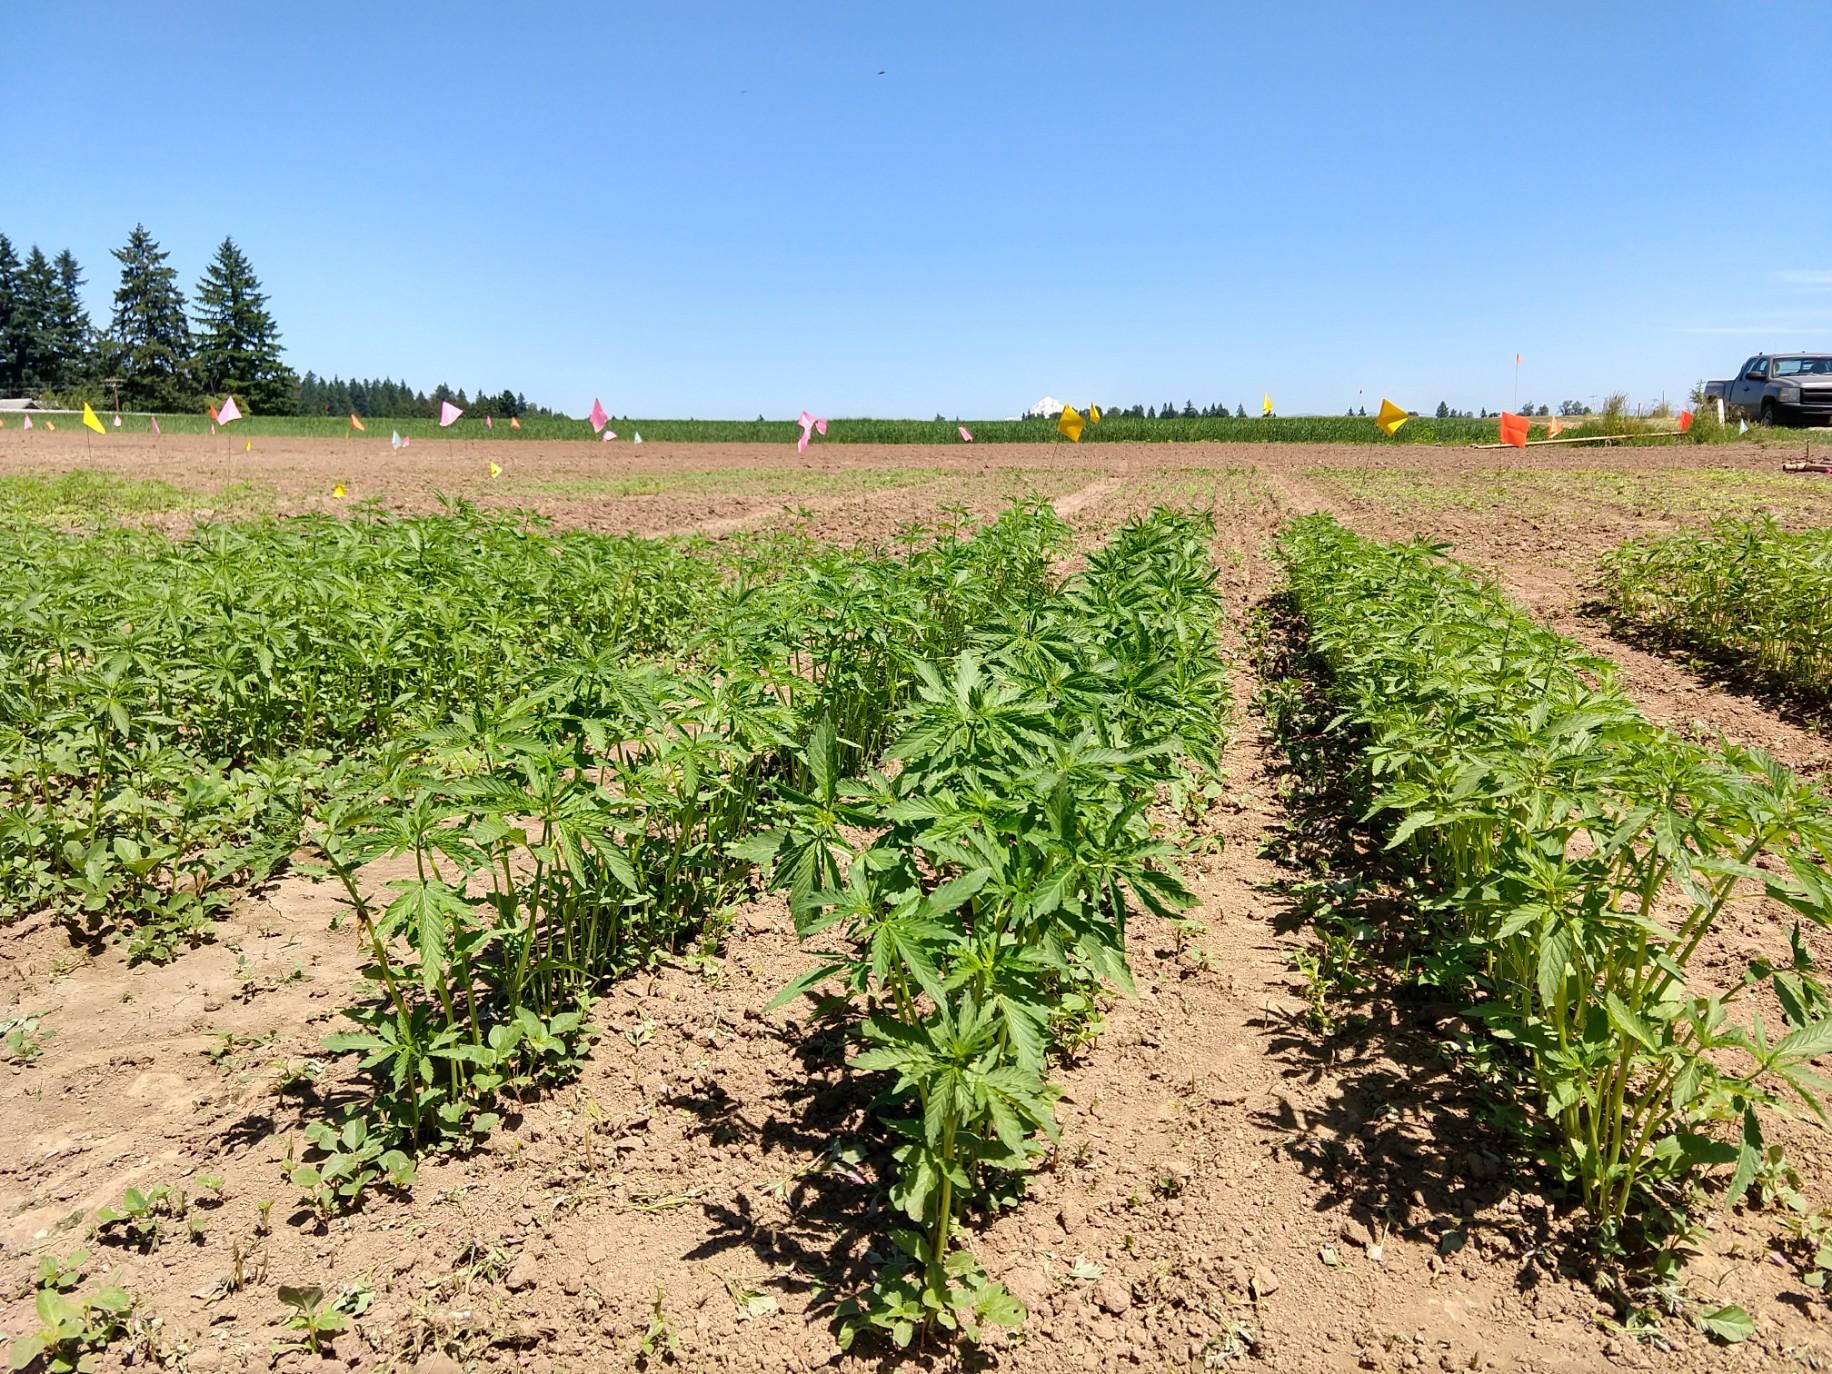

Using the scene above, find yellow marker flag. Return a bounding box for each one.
[1375,398,1409,436]
[489,461,503,478]
[82,402,106,435]
[332,483,347,498]
[1261,394,1274,417]
[1057,405,1085,443]
[349,413,366,432]
[46,420,56,431]
[244,441,252,452]
[1089,404,1102,424]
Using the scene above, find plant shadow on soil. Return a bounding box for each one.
[680,1003,890,1332]
[1244,592,1587,1294]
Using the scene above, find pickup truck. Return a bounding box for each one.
[1703,353,1832,426]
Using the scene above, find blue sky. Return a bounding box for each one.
[7,1,1828,418]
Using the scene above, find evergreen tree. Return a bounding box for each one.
[12,248,59,393]
[48,250,92,390]
[1235,403,1246,418]
[192,237,295,414]
[109,224,193,410]
[1436,401,1450,418]
[0,234,20,394]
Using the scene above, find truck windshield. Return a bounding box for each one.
[1773,357,1832,376]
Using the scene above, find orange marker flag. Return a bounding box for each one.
[1057,405,1085,443]
[208,403,219,421]
[1547,417,1564,437]
[1498,411,1530,448]
[1374,398,1408,436]
[1678,410,1695,433]
[349,413,366,432]
[509,416,521,430]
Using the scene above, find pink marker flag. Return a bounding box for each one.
[601,430,614,443]
[22,415,31,431]
[958,425,973,443]
[796,410,829,454]
[588,398,610,434]
[485,414,494,429]
[151,416,161,436]
[402,436,411,448]
[439,401,463,427]
[217,395,242,425]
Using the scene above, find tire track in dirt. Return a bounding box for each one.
[1051,475,1125,518]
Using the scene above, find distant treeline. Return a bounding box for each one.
[0,223,556,418]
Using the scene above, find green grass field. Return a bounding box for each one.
[10,411,1757,446]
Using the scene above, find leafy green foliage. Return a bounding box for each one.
[1600,517,1832,708]
[756,510,1231,1347]
[1277,515,1832,1252]
[5,1284,134,1374]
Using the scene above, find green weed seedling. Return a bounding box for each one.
[6,1283,134,1373]
[91,1186,182,1251]
[2,1013,52,1064]
[276,1285,347,1355]
[33,1249,89,1293]
[289,1117,416,1220]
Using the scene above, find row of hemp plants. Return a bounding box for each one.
[1276,514,1832,1258]
[749,509,1231,1349]
[301,505,1079,1169]
[1599,517,1832,709]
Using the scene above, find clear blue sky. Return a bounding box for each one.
[8,1,1828,418]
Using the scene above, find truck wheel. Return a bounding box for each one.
[1760,399,1778,427]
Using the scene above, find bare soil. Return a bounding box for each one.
[5,435,1832,1373]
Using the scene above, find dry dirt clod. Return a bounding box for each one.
[504,1254,539,1292]
[411,1355,462,1374]
[1092,1276,1133,1315]
[1251,1266,1280,1298]
[1341,1216,1375,1249]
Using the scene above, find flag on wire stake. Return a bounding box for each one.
[632,432,643,444]
[332,484,346,498]
[391,430,403,450]
[959,426,973,443]
[1678,410,1695,433]
[485,415,493,429]
[1057,405,1085,443]
[489,461,502,478]
[1498,411,1530,449]
[217,395,242,425]
[21,415,30,431]
[350,413,366,432]
[588,398,609,434]
[439,401,462,427]
[797,411,828,453]
[82,403,107,435]
[151,416,161,436]
[1262,393,1274,417]
[602,430,614,443]
[510,417,521,430]
[1739,418,1749,435]
[112,414,121,428]
[1548,418,1564,438]
[1375,399,1408,436]
[1089,404,1102,424]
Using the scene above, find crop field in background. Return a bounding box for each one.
[4,431,1832,1373]
[7,408,1783,446]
